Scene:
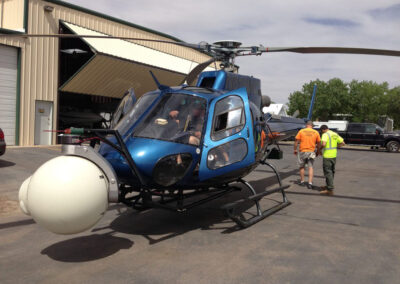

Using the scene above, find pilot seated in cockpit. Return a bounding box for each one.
[168,101,206,146]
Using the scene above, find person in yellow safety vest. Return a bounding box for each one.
[319,125,345,195]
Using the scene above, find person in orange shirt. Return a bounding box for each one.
[294,120,321,189]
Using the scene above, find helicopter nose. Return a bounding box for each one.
[18,156,109,234]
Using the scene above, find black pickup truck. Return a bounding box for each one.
[337,123,400,152]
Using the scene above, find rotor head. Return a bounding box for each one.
[213,41,242,49]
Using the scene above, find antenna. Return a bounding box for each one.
[149,71,169,90]
[307,84,317,120]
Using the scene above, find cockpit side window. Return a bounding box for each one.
[211,95,245,141]
[207,138,248,170]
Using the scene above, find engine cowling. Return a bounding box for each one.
[19,156,109,234]
[261,95,271,107]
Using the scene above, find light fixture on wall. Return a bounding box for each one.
[44,5,54,12]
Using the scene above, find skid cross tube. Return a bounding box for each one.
[120,185,242,213]
[221,161,291,228]
[145,187,239,212]
[222,182,291,228]
[260,159,289,203]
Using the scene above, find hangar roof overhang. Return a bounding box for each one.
[60,22,214,98]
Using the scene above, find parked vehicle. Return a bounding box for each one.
[313,120,348,131]
[0,128,6,156]
[337,123,400,152]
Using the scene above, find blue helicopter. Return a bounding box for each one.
[13,36,400,234]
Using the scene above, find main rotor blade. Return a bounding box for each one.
[0,33,202,49]
[261,47,400,57]
[1,33,219,84]
[181,57,217,86]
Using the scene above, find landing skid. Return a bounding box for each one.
[63,128,290,229]
[120,160,291,229]
[221,161,291,228]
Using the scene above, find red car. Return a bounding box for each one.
[0,128,6,156]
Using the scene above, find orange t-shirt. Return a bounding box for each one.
[295,128,321,152]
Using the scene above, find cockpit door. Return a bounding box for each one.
[110,88,137,129]
[198,88,255,181]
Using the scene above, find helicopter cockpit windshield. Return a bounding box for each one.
[115,91,159,136]
[134,93,207,146]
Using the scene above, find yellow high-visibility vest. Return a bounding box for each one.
[322,130,344,158]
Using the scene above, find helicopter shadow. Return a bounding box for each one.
[340,147,399,154]
[41,168,299,262]
[104,204,238,245]
[40,204,134,262]
[0,159,16,168]
[249,168,300,190]
[41,232,133,262]
[92,168,299,245]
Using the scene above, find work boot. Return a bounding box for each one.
[319,187,334,195]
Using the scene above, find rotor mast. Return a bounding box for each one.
[212,41,243,72]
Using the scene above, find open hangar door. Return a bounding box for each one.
[58,91,120,130]
[58,22,120,132]
[57,21,209,135]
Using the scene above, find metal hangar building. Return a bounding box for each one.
[0,0,212,146]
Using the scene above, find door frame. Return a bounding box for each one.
[199,88,255,181]
[34,100,53,145]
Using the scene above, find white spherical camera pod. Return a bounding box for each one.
[19,144,119,234]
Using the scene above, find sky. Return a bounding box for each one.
[67,0,400,103]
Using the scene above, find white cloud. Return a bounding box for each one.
[67,0,400,103]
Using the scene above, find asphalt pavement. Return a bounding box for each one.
[0,145,399,284]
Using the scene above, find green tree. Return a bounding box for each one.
[287,79,400,129]
[385,87,400,129]
[287,78,349,120]
[348,80,389,123]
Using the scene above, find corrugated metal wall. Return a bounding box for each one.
[60,55,186,98]
[0,0,210,145]
[0,0,25,31]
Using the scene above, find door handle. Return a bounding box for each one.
[246,127,250,138]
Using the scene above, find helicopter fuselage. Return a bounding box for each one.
[99,85,265,190]
[17,70,306,234]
